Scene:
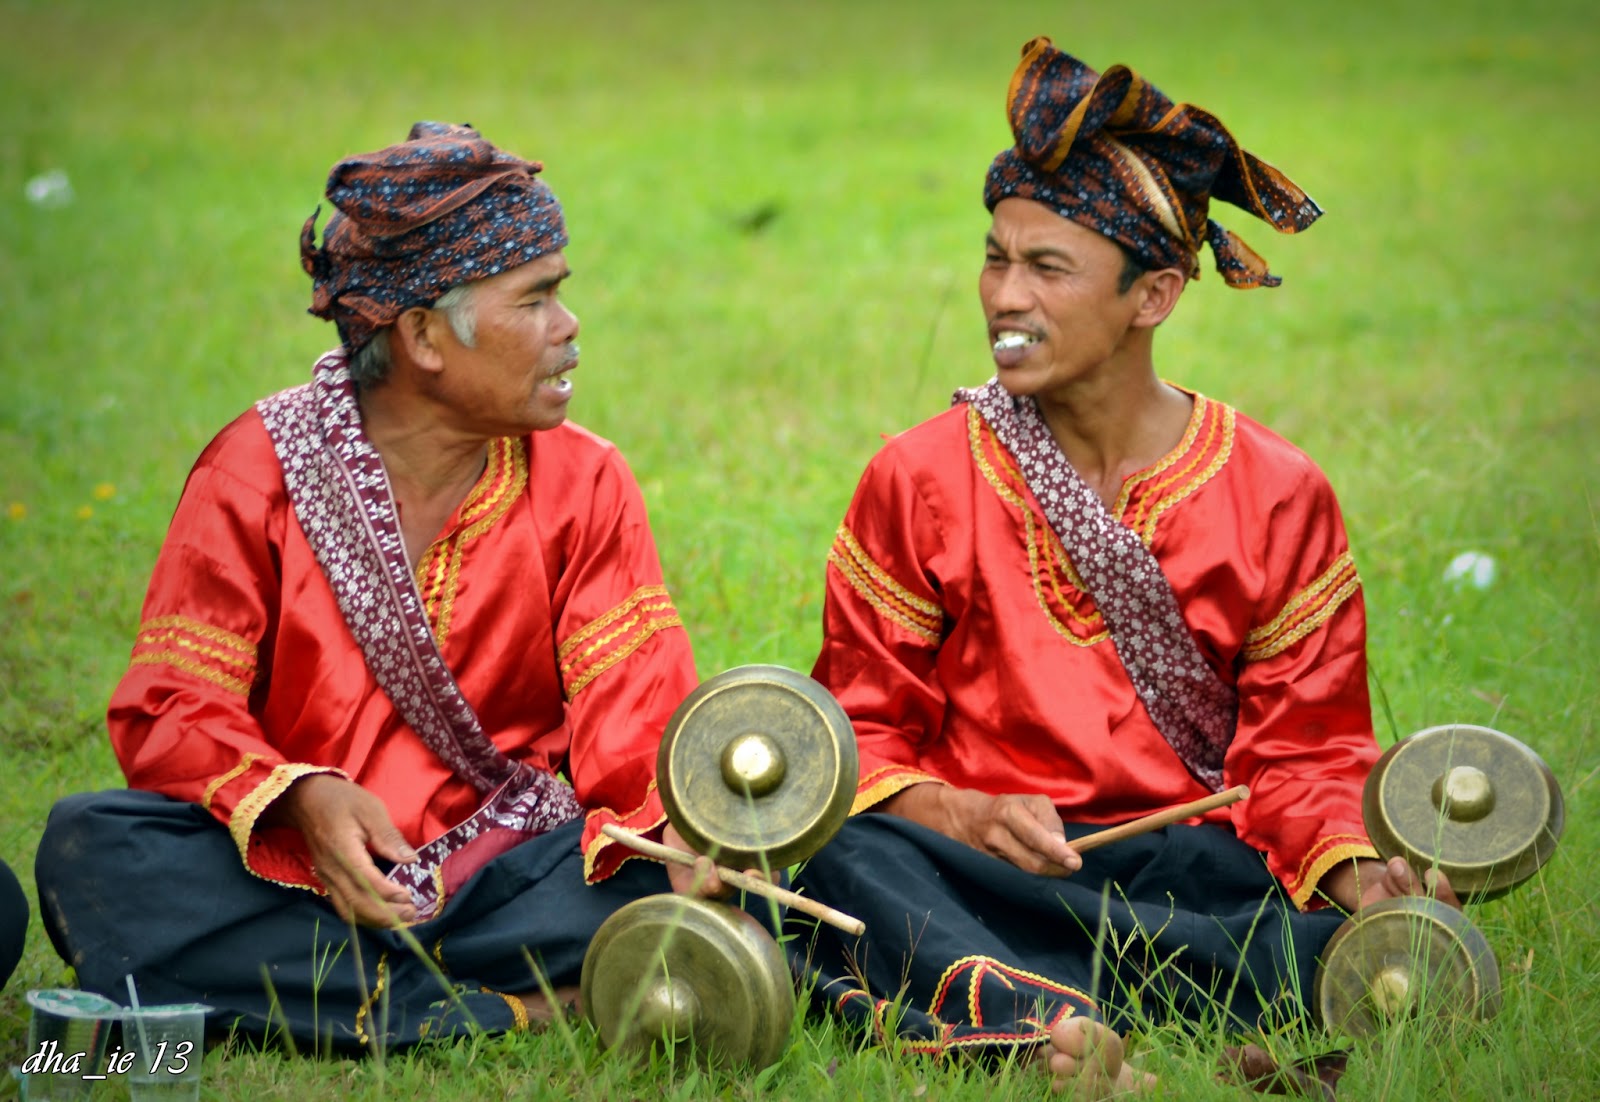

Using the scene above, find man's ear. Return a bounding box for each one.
[1133,267,1187,329]
[391,306,447,373]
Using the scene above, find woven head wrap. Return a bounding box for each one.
[301,121,568,351]
[984,38,1321,288]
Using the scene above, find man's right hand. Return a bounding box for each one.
[878,782,1081,876]
[265,774,420,927]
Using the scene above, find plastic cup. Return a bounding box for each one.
[119,1005,208,1102]
[18,989,120,1101]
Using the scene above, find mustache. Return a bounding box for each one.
[554,342,579,371]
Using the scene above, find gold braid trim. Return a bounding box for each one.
[558,585,671,660]
[827,527,942,645]
[137,615,255,658]
[968,409,1108,647]
[1110,392,1209,524]
[129,653,251,696]
[851,765,945,814]
[228,763,347,884]
[483,987,531,1031]
[354,953,389,1045]
[1289,835,1381,910]
[583,783,667,883]
[1245,553,1360,663]
[560,589,684,698]
[416,437,528,645]
[1133,404,1235,544]
[201,751,263,811]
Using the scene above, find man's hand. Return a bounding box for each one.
[879,783,1081,876]
[659,824,774,901]
[1320,855,1462,914]
[265,774,420,926]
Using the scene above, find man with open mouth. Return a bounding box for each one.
[36,122,735,1050]
[793,37,1455,1097]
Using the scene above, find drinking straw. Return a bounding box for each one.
[124,974,152,1065]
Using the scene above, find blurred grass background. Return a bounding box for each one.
[1,0,1596,1098]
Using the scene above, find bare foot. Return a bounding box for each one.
[508,983,582,1023]
[1046,1016,1155,1098]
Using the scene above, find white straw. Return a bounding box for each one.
[124,974,152,1065]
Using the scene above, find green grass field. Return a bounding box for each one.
[2,0,1596,1097]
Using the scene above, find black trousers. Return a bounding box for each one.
[35,790,689,1050]
[786,815,1346,1050]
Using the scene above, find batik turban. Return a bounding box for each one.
[301,121,568,351]
[984,38,1321,288]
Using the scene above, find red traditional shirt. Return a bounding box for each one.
[814,392,1381,908]
[111,410,695,895]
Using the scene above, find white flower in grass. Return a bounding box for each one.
[24,169,73,208]
[1442,550,1497,590]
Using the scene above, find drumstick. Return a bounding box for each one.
[1068,784,1250,854]
[600,823,867,937]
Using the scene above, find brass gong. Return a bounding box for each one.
[1364,724,1564,898]
[1313,895,1501,1038]
[581,894,794,1069]
[658,664,858,870]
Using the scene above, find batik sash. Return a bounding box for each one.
[257,349,582,918]
[955,379,1236,790]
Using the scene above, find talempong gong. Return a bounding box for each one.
[658,664,858,870]
[1364,724,1564,897]
[1313,895,1502,1038]
[581,894,794,1069]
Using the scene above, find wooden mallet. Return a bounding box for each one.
[601,823,867,937]
[1068,784,1250,854]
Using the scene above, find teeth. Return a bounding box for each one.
[992,332,1037,352]
[549,375,572,393]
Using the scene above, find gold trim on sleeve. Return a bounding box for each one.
[558,588,684,698]
[228,763,348,875]
[582,789,668,883]
[1289,835,1381,910]
[201,751,264,811]
[558,585,671,660]
[827,524,943,645]
[131,614,259,696]
[851,766,946,814]
[1245,552,1360,663]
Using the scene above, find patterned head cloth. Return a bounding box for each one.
[984,38,1321,288]
[301,121,568,351]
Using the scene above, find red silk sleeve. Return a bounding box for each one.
[1224,469,1381,908]
[557,447,699,883]
[109,417,341,890]
[812,444,952,811]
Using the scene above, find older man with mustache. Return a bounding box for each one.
[37,123,727,1049]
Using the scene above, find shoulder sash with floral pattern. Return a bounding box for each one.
[954,378,1236,790]
[256,349,582,919]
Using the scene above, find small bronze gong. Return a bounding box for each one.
[1364,724,1564,897]
[580,894,794,1069]
[658,665,858,870]
[1313,895,1501,1038]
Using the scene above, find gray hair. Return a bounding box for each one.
[347,282,479,387]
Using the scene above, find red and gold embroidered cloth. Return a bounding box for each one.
[112,410,694,894]
[814,390,1380,907]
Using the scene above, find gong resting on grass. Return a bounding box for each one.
[657,664,858,870]
[1314,895,1502,1038]
[1363,724,1564,898]
[581,894,794,1069]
